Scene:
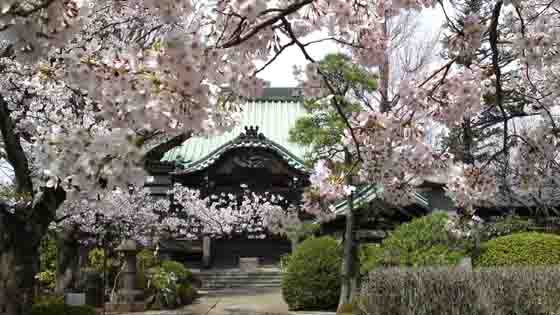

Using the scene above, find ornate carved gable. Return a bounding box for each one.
[173,126,308,176]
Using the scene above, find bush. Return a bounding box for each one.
[37,234,57,291]
[146,260,196,309]
[31,301,96,315]
[361,211,471,272]
[357,267,560,315]
[160,260,192,283]
[282,236,342,311]
[87,248,120,285]
[176,283,197,305]
[475,232,560,267]
[478,215,533,240]
[32,294,64,306]
[359,244,383,274]
[136,249,158,289]
[279,254,291,272]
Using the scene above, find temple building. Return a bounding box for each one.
[143,88,454,269]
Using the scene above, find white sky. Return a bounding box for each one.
[257,7,445,87]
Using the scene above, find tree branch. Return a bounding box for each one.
[0,93,33,195]
[489,0,509,187]
[219,0,313,49]
[280,17,363,162]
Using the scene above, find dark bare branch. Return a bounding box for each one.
[0,93,33,195]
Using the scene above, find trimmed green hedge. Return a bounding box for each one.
[475,232,560,266]
[282,236,342,311]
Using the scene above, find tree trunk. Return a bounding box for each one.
[55,228,81,294]
[380,9,391,114]
[0,188,66,315]
[462,118,474,165]
[0,211,44,315]
[338,152,359,310]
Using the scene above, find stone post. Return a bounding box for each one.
[202,236,212,268]
[115,239,142,303]
[458,257,473,271]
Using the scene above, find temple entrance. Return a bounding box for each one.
[166,127,310,269]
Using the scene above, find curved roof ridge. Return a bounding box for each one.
[172,125,308,175]
[161,99,311,167]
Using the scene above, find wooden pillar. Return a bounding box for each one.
[202,236,212,269]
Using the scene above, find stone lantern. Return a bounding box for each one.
[115,239,142,302]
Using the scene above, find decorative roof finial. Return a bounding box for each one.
[241,125,264,139]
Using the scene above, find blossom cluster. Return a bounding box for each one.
[55,187,170,245]
[172,184,300,238]
[445,164,499,211]
[444,212,484,240]
[2,0,560,223]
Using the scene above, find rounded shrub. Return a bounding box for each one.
[475,232,560,267]
[282,236,342,311]
[160,260,192,283]
[361,211,471,272]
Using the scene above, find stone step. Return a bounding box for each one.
[196,271,282,276]
[200,277,283,281]
[201,281,282,286]
[201,284,282,290]
[197,276,283,281]
[199,279,283,284]
[195,271,284,290]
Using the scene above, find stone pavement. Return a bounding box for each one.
[113,289,337,315]
[187,289,290,315]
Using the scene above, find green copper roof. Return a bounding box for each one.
[161,99,311,168]
[332,185,430,216]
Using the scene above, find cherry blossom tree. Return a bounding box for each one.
[55,188,171,245]
[171,183,301,240]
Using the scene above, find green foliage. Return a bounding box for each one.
[0,184,32,202]
[475,232,560,267]
[288,53,376,165]
[288,222,320,243]
[36,233,57,290]
[87,248,105,273]
[160,260,192,283]
[31,299,96,315]
[358,267,560,315]
[318,54,377,93]
[86,247,121,288]
[176,283,197,305]
[359,243,384,274]
[282,236,342,311]
[478,215,533,241]
[146,260,195,310]
[361,212,471,272]
[32,294,64,306]
[35,270,56,290]
[136,249,158,289]
[137,249,158,270]
[279,254,292,272]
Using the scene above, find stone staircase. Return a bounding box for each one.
[194,268,283,291]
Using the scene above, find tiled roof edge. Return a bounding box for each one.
[172,126,309,175]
